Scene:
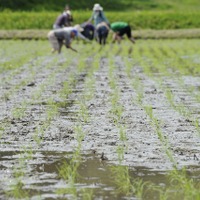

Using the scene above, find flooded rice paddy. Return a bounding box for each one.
[0,150,199,200]
[0,39,200,199]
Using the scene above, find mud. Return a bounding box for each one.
[0,41,200,198]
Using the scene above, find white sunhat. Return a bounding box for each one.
[93,3,103,11]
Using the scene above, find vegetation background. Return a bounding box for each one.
[1,0,200,11]
[0,0,200,38]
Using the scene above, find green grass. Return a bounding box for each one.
[0,10,200,30]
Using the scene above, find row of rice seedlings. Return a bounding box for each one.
[144,105,177,166]
[31,55,83,145]
[164,88,200,136]
[0,56,60,142]
[107,56,146,199]
[56,49,100,199]
[67,53,99,199]
[2,58,68,198]
[0,41,51,103]
[125,54,172,181]
[135,42,156,77]
[5,145,35,199]
[125,57,179,198]
[2,53,81,198]
[1,41,96,198]
[2,56,58,107]
[41,48,101,198]
[125,48,200,198]
[130,39,200,79]
[122,40,199,199]
[10,56,61,119]
[178,77,200,103]
[6,70,73,198]
[29,43,98,197]
[0,40,48,74]
[147,41,200,136]
[31,45,95,143]
[56,124,85,199]
[164,42,200,103]
[131,40,200,137]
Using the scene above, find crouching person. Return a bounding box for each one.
[96,22,109,45]
[47,29,78,53]
[80,22,95,40]
[110,22,135,44]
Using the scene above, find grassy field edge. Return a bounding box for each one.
[1,29,200,40]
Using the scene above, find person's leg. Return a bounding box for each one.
[57,40,63,53]
[82,28,92,40]
[48,31,60,52]
[91,29,95,40]
[98,31,102,44]
[96,28,102,44]
[125,26,135,44]
[114,33,122,44]
[103,29,109,45]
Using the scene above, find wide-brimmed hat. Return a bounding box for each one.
[74,24,84,32]
[93,3,103,11]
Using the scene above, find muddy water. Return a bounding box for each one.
[0,151,199,200]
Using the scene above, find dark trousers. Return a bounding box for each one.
[81,27,94,40]
[97,26,109,45]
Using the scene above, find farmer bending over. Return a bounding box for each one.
[53,5,73,29]
[47,29,77,53]
[96,22,110,45]
[110,22,135,44]
[80,22,95,40]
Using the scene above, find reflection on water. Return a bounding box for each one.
[0,151,199,199]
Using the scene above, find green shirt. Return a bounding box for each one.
[111,22,128,32]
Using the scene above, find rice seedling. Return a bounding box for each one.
[57,159,79,199]
[111,165,132,195]
[4,147,35,199]
[167,168,200,199]
[6,180,30,200]
[132,78,144,106]
[119,125,127,142]
[144,106,177,167]
[11,100,27,119]
[111,164,147,199]
[56,124,86,198]
[81,188,94,200]
[46,98,59,121]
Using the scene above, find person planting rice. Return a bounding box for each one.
[110,22,135,44]
[87,3,110,40]
[53,5,73,29]
[96,22,110,45]
[88,3,109,27]
[63,24,89,41]
[47,28,77,53]
[80,22,95,40]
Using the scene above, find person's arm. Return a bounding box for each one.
[77,32,90,42]
[67,44,77,52]
[87,13,94,23]
[64,33,77,52]
[101,12,109,24]
[63,15,69,27]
